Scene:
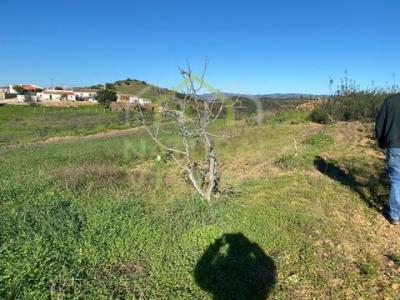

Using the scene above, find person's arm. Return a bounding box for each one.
[375,99,388,148]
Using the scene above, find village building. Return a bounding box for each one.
[37,90,76,101]
[74,89,97,101]
[0,83,100,102]
[9,84,43,95]
[117,94,152,105]
[129,96,152,105]
[7,84,44,101]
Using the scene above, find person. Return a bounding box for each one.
[376,93,400,224]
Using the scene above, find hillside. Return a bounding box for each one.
[113,79,186,103]
[233,96,307,117]
[114,79,164,100]
[76,79,185,104]
[1,109,399,299]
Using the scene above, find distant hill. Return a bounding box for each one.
[78,79,185,103]
[200,93,326,101]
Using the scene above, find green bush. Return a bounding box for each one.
[309,108,332,124]
[323,92,386,122]
[314,74,397,122]
[95,89,118,108]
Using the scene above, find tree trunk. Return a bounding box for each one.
[205,147,218,203]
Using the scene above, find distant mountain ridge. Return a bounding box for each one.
[80,78,325,102]
[200,93,326,101]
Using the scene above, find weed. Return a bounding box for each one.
[303,133,334,149]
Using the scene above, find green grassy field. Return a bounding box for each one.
[1,109,398,299]
[0,105,145,145]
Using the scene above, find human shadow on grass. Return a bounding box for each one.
[194,233,276,300]
[314,156,388,215]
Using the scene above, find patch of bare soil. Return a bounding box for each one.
[335,122,385,159]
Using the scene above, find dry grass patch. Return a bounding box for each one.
[54,164,128,191]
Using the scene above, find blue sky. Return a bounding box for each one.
[0,0,398,94]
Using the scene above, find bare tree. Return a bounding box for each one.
[139,60,232,204]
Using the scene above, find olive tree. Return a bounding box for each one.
[140,61,235,204]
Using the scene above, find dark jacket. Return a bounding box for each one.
[376,93,400,149]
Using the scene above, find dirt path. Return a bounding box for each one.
[0,125,154,151]
[42,125,149,145]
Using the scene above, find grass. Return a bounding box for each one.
[0,105,144,145]
[265,109,310,125]
[0,110,399,299]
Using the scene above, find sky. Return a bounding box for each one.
[0,0,399,94]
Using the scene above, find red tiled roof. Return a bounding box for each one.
[22,85,42,91]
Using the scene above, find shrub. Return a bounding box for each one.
[309,107,332,124]
[105,83,115,90]
[323,92,386,122]
[314,73,397,123]
[13,85,25,95]
[95,89,118,108]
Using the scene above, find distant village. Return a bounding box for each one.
[0,84,152,107]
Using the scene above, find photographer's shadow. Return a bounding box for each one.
[194,233,276,300]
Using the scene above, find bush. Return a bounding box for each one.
[95,89,118,108]
[13,85,25,95]
[309,108,332,124]
[323,92,386,122]
[105,83,115,90]
[313,73,397,122]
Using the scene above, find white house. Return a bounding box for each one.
[37,90,76,101]
[8,85,17,94]
[128,96,152,105]
[74,89,97,101]
[6,84,44,101]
